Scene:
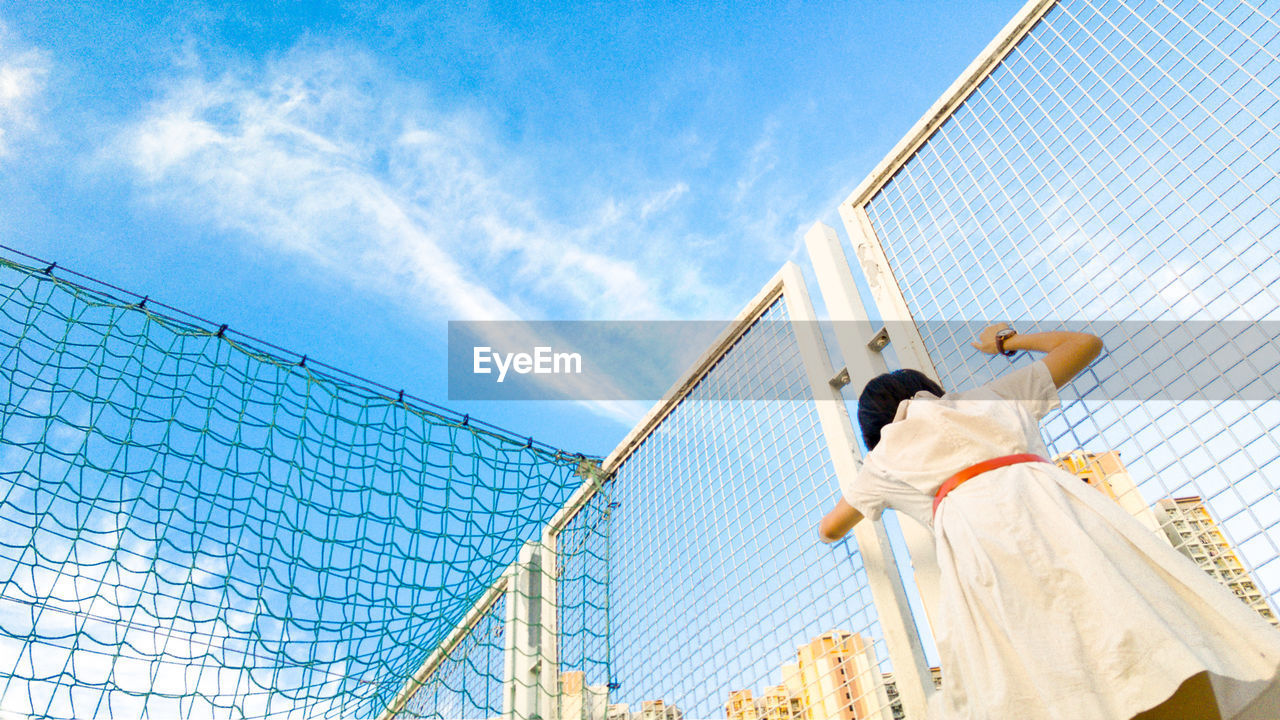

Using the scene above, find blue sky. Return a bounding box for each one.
[0,1,1025,455]
[8,3,1280,716]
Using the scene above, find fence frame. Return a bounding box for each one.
[803,221,945,652]
[555,262,934,718]
[378,262,936,718]
[822,0,1060,635]
[503,538,560,720]
[842,0,1055,211]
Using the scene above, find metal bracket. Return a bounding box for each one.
[867,326,890,352]
[575,457,609,487]
[829,367,851,389]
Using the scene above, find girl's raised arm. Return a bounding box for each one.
[972,323,1103,388]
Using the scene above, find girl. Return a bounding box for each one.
[819,324,1280,720]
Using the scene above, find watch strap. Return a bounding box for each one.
[995,329,1017,357]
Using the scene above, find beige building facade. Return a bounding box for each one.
[1056,450,1278,626]
[1157,496,1277,625]
[560,671,611,720]
[725,631,890,720]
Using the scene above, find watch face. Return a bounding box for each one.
[996,329,1015,338]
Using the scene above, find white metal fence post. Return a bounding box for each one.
[833,208,940,383]
[506,540,556,720]
[779,262,935,719]
[539,528,562,720]
[805,220,945,641]
[504,556,522,720]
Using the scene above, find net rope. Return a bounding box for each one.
[0,254,591,719]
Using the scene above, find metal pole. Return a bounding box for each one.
[805,221,945,635]
[778,260,935,719]
[540,527,562,720]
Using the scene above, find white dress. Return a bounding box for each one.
[840,360,1280,720]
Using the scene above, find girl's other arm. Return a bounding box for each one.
[819,498,863,543]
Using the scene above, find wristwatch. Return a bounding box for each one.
[995,328,1018,357]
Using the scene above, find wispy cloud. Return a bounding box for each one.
[117,48,735,325]
[111,45,850,426]
[0,24,47,159]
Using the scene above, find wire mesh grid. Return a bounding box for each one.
[555,480,613,705]
[0,256,584,719]
[861,0,1280,620]
[396,592,507,720]
[600,299,898,720]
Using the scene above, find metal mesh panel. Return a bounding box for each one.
[397,593,507,720]
[862,0,1280,615]
[603,300,896,720]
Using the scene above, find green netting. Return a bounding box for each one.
[555,484,612,693]
[397,588,506,719]
[0,255,593,719]
[389,475,614,720]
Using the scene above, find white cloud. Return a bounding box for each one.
[118,49,730,327]
[115,47,799,426]
[640,181,689,219]
[0,25,47,159]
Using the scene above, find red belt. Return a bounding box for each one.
[932,453,1050,518]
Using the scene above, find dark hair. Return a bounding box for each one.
[857,369,944,451]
